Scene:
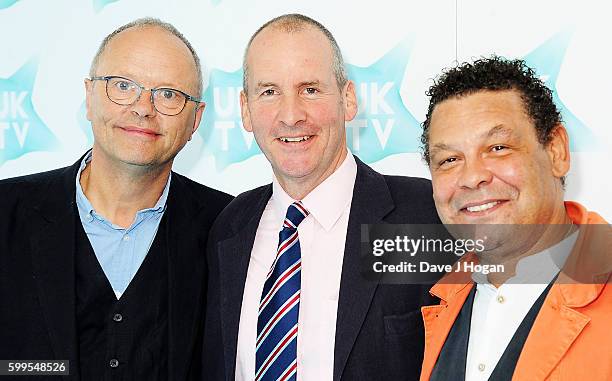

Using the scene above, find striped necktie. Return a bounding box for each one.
[255,201,309,381]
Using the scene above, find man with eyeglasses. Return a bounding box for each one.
[0,18,232,380]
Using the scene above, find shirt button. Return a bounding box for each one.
[478,363,486,372]
[109,359,119,368]
[123,235,130,241]
[497,295,505,303]
[113,313,123,322]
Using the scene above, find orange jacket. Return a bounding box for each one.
[420,202,611,381]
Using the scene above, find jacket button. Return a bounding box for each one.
[113,313,123,322]
[109,359,119,368]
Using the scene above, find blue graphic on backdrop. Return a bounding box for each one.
[210,0,222,5]
[199,68,260,170]
[77,101,94,146]
[93,0,120,12]
[523,30,597,151]
[346,38,420,162]
[0,60,59,165]
[0,0,19,9]
[201,38,419,170]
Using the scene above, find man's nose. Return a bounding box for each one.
[130,89,156,118]
[457,158,493,190]
[277,94,306,127]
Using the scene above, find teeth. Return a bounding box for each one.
[466,201,500,212]
[280,136,311,142]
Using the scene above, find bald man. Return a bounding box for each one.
[0,18,232,380]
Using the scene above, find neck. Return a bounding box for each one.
[80,149,171,228]
[276,148,348,200]
[485,201,574,287]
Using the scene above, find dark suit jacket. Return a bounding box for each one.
[0,155,233,381]
[203,156,442,381]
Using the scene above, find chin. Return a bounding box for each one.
[276,161,316,179]
[116,153,160,168]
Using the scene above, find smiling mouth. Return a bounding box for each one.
[119,126,161,137]
[460,200,508,214]
[278,135,312,143]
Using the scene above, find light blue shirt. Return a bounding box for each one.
[75,151,171,298]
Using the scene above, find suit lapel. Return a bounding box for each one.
[218,185,272,380]
[333,158,394,381]
[29,163,80,377]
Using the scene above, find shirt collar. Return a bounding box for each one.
[271,151,357,231]
[75,150,171,219]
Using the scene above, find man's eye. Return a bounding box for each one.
[261,89,276,96]
[161,89,177,99]
[116,81,132,91]
[304,87,318,95]
[439,157,457,167]
[491,145,507,152]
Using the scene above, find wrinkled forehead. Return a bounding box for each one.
[429,90,535,143]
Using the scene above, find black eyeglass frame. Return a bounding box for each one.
[89,75,201,116]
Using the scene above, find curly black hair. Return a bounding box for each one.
[421,55,562,165]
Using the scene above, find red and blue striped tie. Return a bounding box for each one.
[255,201,309,381]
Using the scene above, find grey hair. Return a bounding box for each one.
[89,17,203,98]
[242,13,348,95]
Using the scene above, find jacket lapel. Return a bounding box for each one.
[420,256,476,381]
[218,185,272,381]
[333,158,394,381]
[29,163,80,379]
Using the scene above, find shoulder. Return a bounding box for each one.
[0,166,70,187]
[215,184,270,223]
[208,184,271,239]
[170,172,234,216]
[381,174,440,223]
[382,174,434,197]
[0,166,74,233]
[0,166,72,203]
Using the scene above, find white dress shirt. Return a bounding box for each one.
[465,230,579,381]
[235,153,357,381]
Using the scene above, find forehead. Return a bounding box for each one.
[429,90,535,143]
[246,26,335,83]
[96,26,197,90]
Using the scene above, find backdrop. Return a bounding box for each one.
[1,0,610,220]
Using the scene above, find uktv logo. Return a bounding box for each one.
[200,38,420,171]
[0,60,59,166]
[199,67,257,170]
[523,29,597,151]
[346,38,421,162]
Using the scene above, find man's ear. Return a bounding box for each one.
[343,80,358,122]
[84,78,94,121]
[240,90,253,132]
[546,124,571,179]
[188,102,205,141]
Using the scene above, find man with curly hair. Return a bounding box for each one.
[418,56,611,380]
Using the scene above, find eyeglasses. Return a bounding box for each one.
[90,75,200,116]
